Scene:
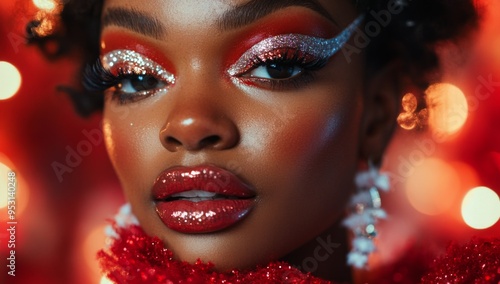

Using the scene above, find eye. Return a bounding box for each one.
[227,15,365,90]
[229,46,328,91]
[118,74,166,94]
[227,36,332,91]
[97,49,176,104]
[245,63,303,80]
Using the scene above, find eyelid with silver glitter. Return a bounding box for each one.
[102,49,175,84]
[227,15,364,77]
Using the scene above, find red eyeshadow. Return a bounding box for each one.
[224,10,338,69]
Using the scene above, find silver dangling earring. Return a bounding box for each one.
[342,160,390,269]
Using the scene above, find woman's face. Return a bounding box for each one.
[101,0,365,271]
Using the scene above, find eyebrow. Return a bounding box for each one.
[101,0,335,38]
[102,7,166,39]
[217,0,336,30]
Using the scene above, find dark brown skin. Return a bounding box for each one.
[100,0,399,281]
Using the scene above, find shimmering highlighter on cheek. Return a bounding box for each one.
[102,49,175,84]
[227,15,364,77]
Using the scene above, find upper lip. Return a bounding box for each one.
[152,165,256,201]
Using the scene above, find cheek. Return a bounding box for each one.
[233,87,363,258]
[240,85,363,215]
[258,91,362,183]
[286,100,361,211]
[249,59,365,184]
[276,108,349,163]
[102,104,163,200]
[277,90,361,210]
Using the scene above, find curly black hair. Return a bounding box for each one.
[26,0,478,117]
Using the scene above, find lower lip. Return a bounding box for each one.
[155,199,254,233]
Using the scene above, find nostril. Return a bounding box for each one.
[166,137,182,146]
[160,116,239,151]
[199,135,221,148]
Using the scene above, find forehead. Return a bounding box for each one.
[101,0,358,32]
[102,0,231,27]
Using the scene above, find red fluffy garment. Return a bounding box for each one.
[97,224,500,283]
[421,237,500,283]
[97,225,332,284]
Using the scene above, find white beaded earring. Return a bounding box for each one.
[342,161,390,269]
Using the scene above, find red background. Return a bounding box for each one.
[0,1,498,283]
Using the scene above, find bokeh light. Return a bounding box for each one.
[406,158,460,215]
[0,61,22,100]
[461,186,500,229]
[32,11,59,37]
[397,92,428,130]
[0,162,13,209]
[402,92,417,113]
[397,93,418,130]
[425,83,468,136]
[100,276,114,284]
[32,0,57,12]
[0,155,30,220]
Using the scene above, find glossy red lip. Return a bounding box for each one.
[153,165,256,233]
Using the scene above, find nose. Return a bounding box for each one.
[159,103,239,152]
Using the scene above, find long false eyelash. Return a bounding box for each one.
[83,60,165,105]
[83,59,146,105]
[252,48,329,74]
[82,58,121,93]
[84,58,164,104]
